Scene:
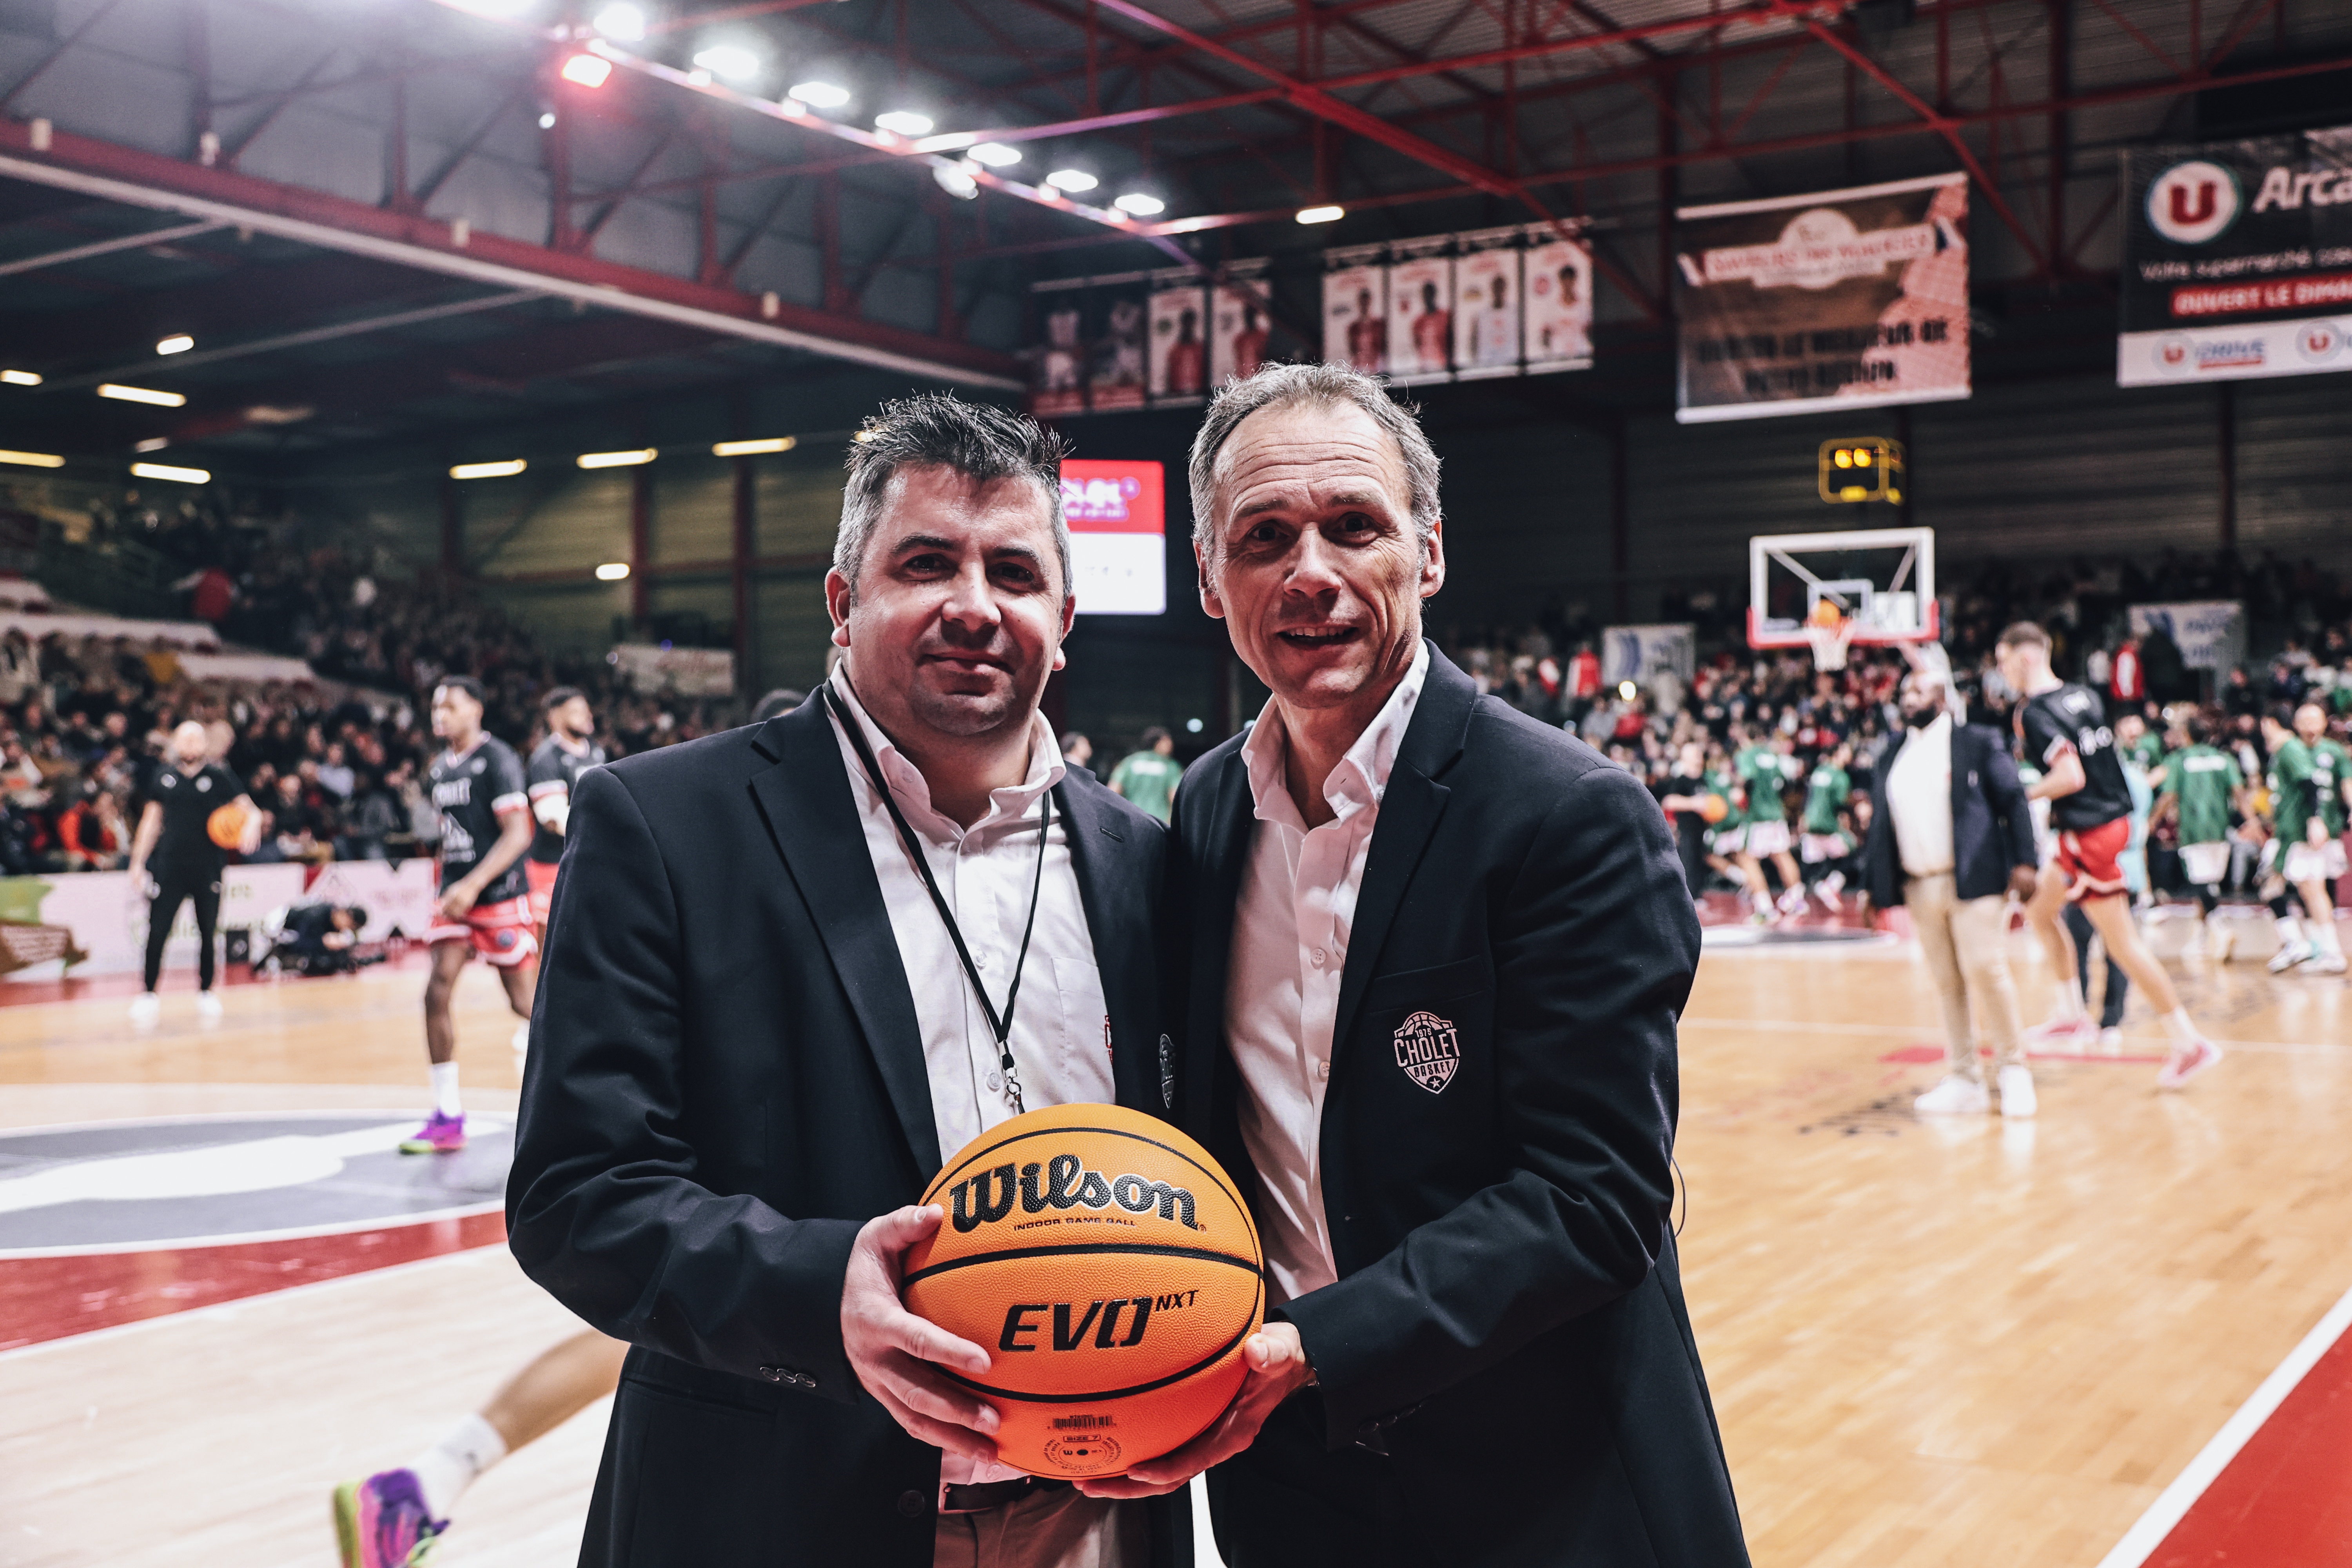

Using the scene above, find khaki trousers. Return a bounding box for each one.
[1902,872,2025,1083]
[933,1486,1145,1568]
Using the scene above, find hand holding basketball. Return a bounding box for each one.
[1073,1321,1313,1499]
[842,1203,1001,1463]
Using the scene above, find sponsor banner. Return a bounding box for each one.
[610,642,735,697]
[300,858,440,944]
[1674,172,1972,424]
[1210,262,1276,388]
[1388,238,1454,384]
[1061,459,1165,617]
[1525,234,1594,372]
[1147,272,1209,406]
[1601,623,1697,686]
[2129,601,2245,673]
[1323,244,1390,373]
[1,863,310,979]
[1452,230,1523,379]
[2120,125,2352,386]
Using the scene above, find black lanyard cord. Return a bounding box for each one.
[824,684,1050,1114]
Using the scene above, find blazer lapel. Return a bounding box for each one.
[1185,746,1258,1131]
[1056,777,1155,1112]
[744,703,941,1175]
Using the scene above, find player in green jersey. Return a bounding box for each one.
[1798,743,1855,909]
[2116,711,2165,777]
[2154,714,2246,960]
[2259,704,2348,975]
[1106,726,1182,824]
[1732,727,1806,918]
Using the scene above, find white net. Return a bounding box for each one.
[1804,619,1856,671]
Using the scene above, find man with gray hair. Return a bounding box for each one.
[1078,362,1749,1567]
[508,392,1187,1568]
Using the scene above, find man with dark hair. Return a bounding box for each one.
[507,392,1184,1567]
[1107,726,1180,824]
[524,685,605,956]
[1996,621,2221,1087]
[407,676,537,1155]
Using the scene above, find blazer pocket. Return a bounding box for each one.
[1359,954,1491,1013]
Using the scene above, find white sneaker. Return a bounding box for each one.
[2157,1036,2224,1089]
[1997,1064,2038,1119]
[2023,1016,2097,1050]
[2205,924,2235,962]
[2268,941,2314,974]
[2304,951,2348,975]
[196,991,223,1022]
[2096,1027,2123,1054]
[1776,887,1808,916]
[513,1021,532,1055]
[128,993,160,1027]
[1914,1074,1991,1116]
[1815,885,1843,911]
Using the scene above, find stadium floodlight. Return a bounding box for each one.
[595,562,632,581]
[874,109,933,136]
[450,459,528,480]
[967,142,1022,168]
[692,45,760,82]
[591,2,645,40]
[788,80,851,109]
[98,383,185,407]
[155,334,194,356]
[131,461,210,484]
[933,162,979,200]
[1,369,40,386]
[136,437,170,452]
[1045,169,1098,193]
[578,448,657,468]
[713,437,796,456]
[1295,204,1345,224]
[559,53,613,87]
[1113,193,1165,216]
[0,450,65,468]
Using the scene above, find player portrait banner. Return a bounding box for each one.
[1030,283,1088,417]
[1674,171,1972,424]
[1601,624,1697,687]
[1210,260,1276,388]
[2119,125,2352,386]
[1147,269,1209,407]
[1387,236,1455,385]
[1323,244,1389,373]
[1452,228,1523,380]
[1524,231,1594,373]
[2128,601,2245,673]
[1088,282,1149,413]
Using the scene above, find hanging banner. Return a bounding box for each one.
[1210,261,1275,387]
[1524,232,1595,372]
[1674,171,1972,424]
[1388,237,1454,384]
[1087,285,1150,413]
[2118,125,2352,386]
[1323,244,1390,373]
[1147,270,1209,406]
[1452,229,1523,378]
[1601,624,1697,686]
[1029,288,1088,417]
[2128,601,2246,672]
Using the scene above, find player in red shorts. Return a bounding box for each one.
[1997,622,2221,1089]
[523,686,606,960]
[404,675,538,1153]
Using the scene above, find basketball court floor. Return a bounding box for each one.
[4,917,2347,1567]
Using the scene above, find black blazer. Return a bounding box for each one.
[507,695,1188,1568]
[1168,646,1749,1567]
[1863,718,2037,909]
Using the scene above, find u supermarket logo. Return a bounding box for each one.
[2146,160,2241,246]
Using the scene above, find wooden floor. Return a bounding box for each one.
[1,932,2346,1567]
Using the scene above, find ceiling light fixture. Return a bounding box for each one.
[966,142,1021,168]
[155,334,194,356]
[1045,169,1098,193]
[787,80,851,109]
[539,110,558,128]
[873,109,932,136]
[595,561,632,581]
[1113,192,1165,216]
[135,437,170,452]
[591,2,645,40]
[0,369,40,386]
[1295,204,1345,224]
[450,459,528,480]
[578,448,657,468]
[98,383,185,407]
[0,450,65,469]
[692,45,759,81]
[713,437,796,456]
[933,162,979,201]
[559,53,613,87]
[131,461,210,484]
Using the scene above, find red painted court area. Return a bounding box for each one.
[2147,1320,2352,1567]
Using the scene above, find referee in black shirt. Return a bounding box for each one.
[125,720,261,1026]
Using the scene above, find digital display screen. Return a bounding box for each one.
[1060,457,1166,616]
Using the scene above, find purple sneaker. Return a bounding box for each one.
[397,1112,466,1154]
[333,1468,448,1567]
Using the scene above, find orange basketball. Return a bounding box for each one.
[1808,598,1847,628]
[904,1102,1263,1479]
[1700,792,1730,824]
[205,802,247,849]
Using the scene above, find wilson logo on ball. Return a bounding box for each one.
[947,1153,1198,1232]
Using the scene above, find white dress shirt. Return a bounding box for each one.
[1885,711,1956,878]
[826,674,1112,1488]
[1225,642,1430,1305]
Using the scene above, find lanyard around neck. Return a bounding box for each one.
[823,684,1051,1116]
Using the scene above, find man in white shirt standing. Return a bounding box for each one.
[507,394,1182,1568]
[1082,363,1747,1568]
[1860,670,2041,1118]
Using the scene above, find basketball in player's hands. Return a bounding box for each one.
[206,803,249,849]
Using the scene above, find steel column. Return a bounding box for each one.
[630,465,652,625]
[732,455,754,693]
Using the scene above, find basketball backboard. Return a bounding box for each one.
[1748,526,1937,651]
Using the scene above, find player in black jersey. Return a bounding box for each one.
[404,676,538,1154]
[124,720,261,1027]
[1997,622,2220,1089]
[523,686,606,955]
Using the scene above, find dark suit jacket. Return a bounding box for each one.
[1168,646,1749,1567]
[507,695,1188,1568]
[1863,718,2037,909]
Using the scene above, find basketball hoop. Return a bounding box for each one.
[1804,616,1856,671]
